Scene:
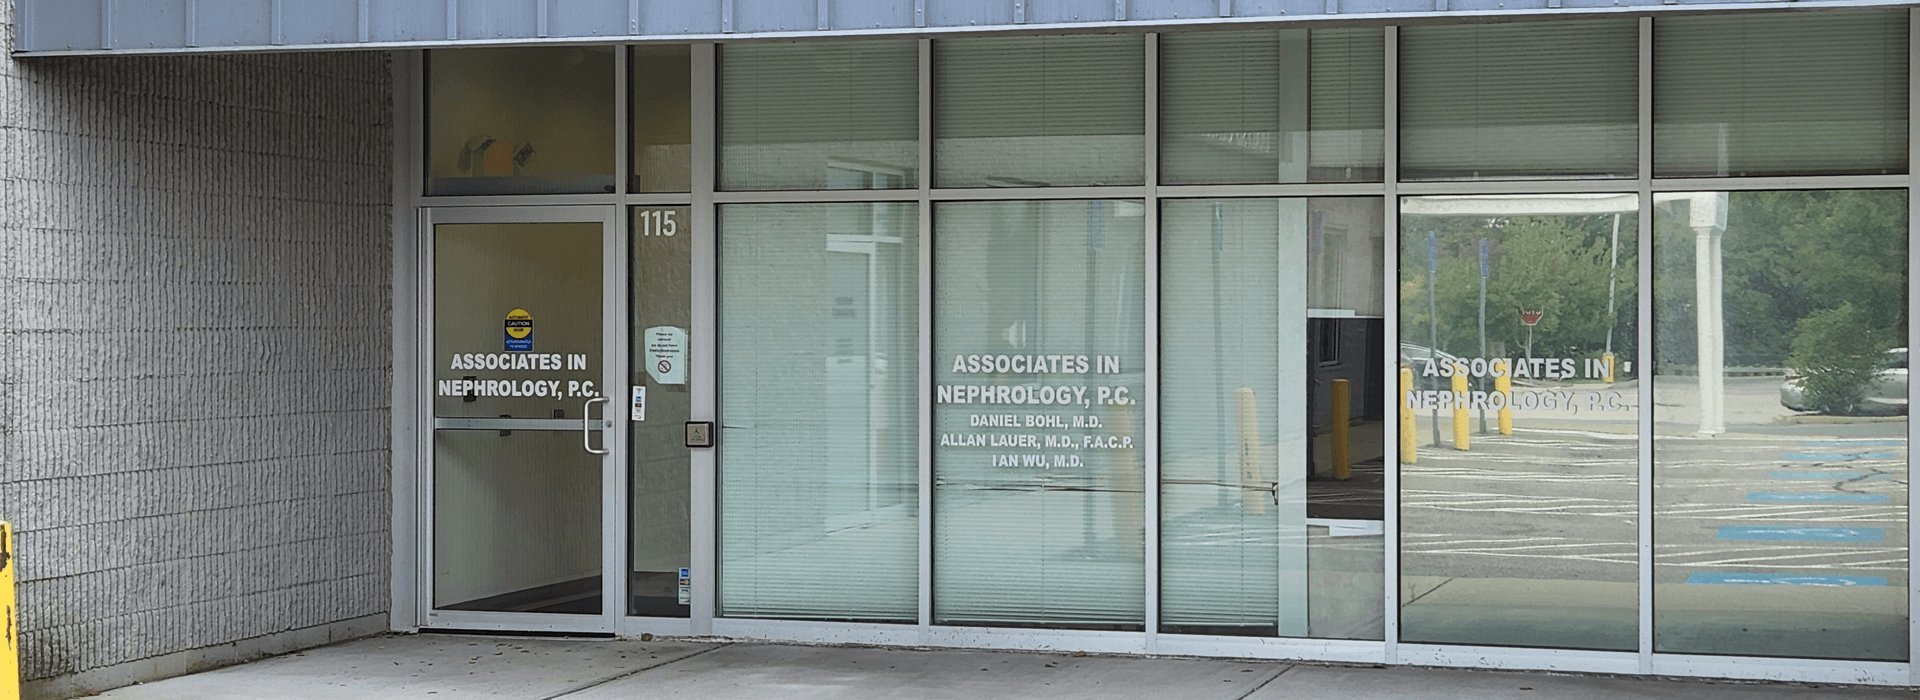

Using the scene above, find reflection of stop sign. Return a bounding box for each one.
[1519,310,1544,326]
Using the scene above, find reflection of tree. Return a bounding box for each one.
[1788,302,1889,414]
[1655,190,1906,372]
[1401,215,1634,363]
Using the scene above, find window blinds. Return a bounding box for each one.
[1400,19,1637,180]
[1159,28,1386,186]
[935,34,1146,187]
[1654,11,1909,177]
[1158,199,1306,634]
[932,200,1147,628]
[1309,28,1387,182]
[717,203,919,622]
[719,40,919,190]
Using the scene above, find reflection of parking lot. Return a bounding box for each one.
[1401,412,1907,659]
[1653,375,1800,430]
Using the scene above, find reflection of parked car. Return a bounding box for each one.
[1780,347,1908,416]
[1399,343,1465,391]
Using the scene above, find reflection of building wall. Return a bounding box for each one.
[1,36,395,697]
[1309,198,1387,317]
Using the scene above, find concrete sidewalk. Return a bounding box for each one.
[88,634,1917,700]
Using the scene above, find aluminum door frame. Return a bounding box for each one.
[414,204,627,635]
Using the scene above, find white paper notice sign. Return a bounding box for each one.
[630,385,647,422]
[644,326,688,385]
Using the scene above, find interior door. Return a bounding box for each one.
[420,207,621,633]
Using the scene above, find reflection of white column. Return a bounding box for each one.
[1275,198,1308,636]
[1691,193,1728,436]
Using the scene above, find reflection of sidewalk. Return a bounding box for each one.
[1401,576,1635,651]
[86,632,1918,700]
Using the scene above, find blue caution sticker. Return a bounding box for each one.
[1688,573,1886,586]
[1716,526,1884,542]
[504,308,534,352]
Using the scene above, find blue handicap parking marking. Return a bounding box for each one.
[1799,440,1905,448]
[1769,472,1894,480]
[1746,492,1890,503]
[1782,452,1901,461]
[1688,573,1887,586]
[1716,526,1884,542]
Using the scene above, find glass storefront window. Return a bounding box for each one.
[1400,20,1637,181]
[1654,11,1908,178]
[1652,190,1909,661]
[410,15,1920,672]
[630,206,693,617]
[1160,29,1384,185]
[934,35,1146,188]
[933,199,1146,629]
[720,40,918,191]
[1160,198,1385,639]
[1399,195,1640,650]
[427,47,616,196]
[718,203,919,622]
[631,45,693,193]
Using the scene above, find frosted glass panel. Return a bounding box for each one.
[427,47,616,196]
[718,203,919,622]
[1654,11,1908,178]
[721,40,918,191]
[1160,28,1383,185]
[933,200,1146,629]
[1400,20,1637,180]
[935,35,1145,188]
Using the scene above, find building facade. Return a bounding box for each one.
[5,0,1919,696]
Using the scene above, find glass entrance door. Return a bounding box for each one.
[421,207,621,633]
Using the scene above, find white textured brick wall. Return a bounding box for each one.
[0,3,394,687]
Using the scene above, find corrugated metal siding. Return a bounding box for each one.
[12,0,1910,55]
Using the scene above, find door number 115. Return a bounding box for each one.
[638,209,678,236]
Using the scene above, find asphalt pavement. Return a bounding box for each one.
[82,633,1919,700]
[1404,372,1908,659]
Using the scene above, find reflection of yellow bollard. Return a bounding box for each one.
[1331,379,1351,481]
[1399,366,1416,464]
[1496,364,1513,436]
[1451,367,1469,451]
[1235,388,1266,514]
[1,522,15,700]
[1603,352,1616,384]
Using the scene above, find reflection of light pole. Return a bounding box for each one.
[1525,319,1534,361]
[1605,214,1620,356]
[1428,232,1441,447]
[1478,238,1488,434]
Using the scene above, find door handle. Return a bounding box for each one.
[583,397,610,455]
